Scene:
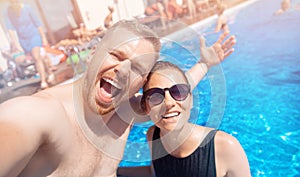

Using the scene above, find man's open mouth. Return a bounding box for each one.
[98,77,122,102]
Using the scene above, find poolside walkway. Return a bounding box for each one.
[0,0,246,104]
[0,62,74,103]
[149,0,246,37]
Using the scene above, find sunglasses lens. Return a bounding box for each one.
[144,84,190,107]
[145,88,164,106]
[148,92,164,106]
[170,84,190,101]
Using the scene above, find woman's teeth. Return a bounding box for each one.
[162,112,180,119]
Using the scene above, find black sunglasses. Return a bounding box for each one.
[142,84,190,107]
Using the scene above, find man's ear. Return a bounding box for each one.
[143,78,148,86]
[141,78,148,91]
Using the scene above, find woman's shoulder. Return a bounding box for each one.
[191,126,238,148]
[215,130,239,144]
[214,131,251,175]
[214,130,244,156]
[216,130,237,142]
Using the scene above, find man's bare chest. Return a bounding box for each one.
[20,133,121,177]
[48,146,120,177]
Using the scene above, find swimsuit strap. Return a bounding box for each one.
[199,129,218,147]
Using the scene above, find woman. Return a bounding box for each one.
[118,61,251,177]
[5,0,54,89]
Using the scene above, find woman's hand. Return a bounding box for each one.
[200,31,236,68]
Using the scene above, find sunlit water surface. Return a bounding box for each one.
[120,0,300,176]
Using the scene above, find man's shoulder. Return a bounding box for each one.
[0,94,67,125]
[2,92,63,107]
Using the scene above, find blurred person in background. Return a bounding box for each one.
[215,3,228,33]
[4,0,54,89]
[275,0,291,15]
[104,6,115,29]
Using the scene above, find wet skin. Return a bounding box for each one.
[0,27,158,177]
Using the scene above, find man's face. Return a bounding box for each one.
[84,28,157,115]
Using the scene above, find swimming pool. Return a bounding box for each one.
[120,0,300,176]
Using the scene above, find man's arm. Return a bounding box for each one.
[186,31,236,89]
[0,96,69,177]
[0,97,47,176]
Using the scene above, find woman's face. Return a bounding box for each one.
[144,68,193,132]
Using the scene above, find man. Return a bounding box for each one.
[0,20,235,176]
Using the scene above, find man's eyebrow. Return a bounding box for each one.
[108,48,129,59]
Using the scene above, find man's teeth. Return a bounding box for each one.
[103,78,121,89]
[162,112,180,118]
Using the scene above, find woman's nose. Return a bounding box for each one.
[164,91,176,108]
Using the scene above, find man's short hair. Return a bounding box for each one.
[103,20,161,53]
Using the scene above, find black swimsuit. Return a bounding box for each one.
[152,127,217,177]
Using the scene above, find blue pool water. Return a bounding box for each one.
[120,0,300,176]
